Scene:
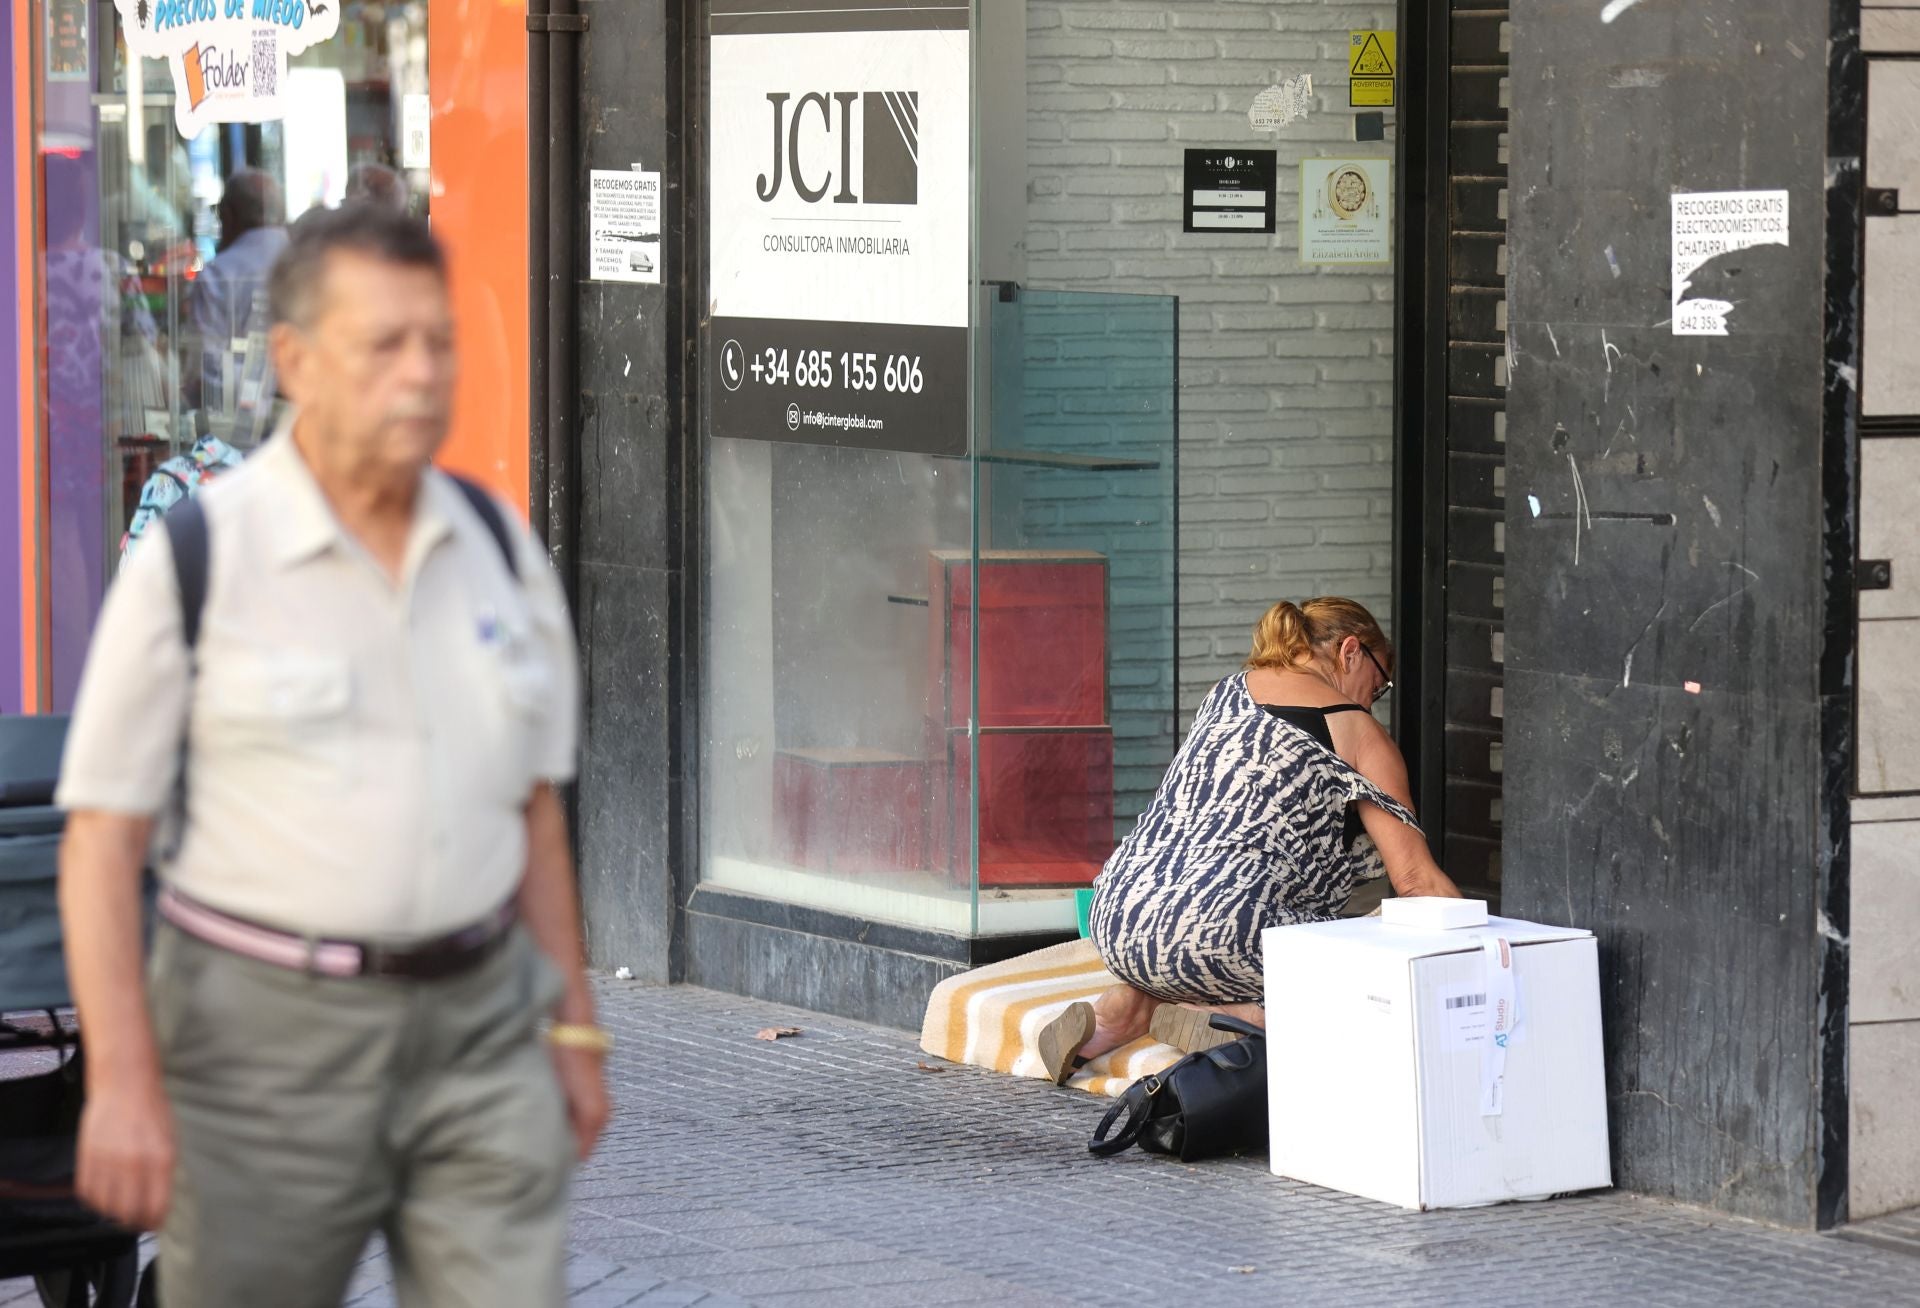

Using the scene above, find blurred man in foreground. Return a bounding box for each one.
[57,204,609,1307]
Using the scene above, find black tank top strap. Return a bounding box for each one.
[1318,703,1371,716]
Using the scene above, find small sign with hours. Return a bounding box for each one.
[1183,149,1277,235]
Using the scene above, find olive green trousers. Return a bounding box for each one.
[149,922,572,1308]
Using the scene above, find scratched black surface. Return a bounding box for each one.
[1504,0,1834,1226]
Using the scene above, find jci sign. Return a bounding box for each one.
[115,0,340,136]
[754,91,920,205]
[708,0,970,457]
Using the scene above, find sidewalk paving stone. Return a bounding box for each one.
[8,976,1920,1306]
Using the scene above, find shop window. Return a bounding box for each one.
[27,1,430,709]
[699,1,1402,938]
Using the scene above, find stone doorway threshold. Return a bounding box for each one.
[1833,1207,1920,1258]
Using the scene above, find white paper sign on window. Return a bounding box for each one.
[113,0,342,138]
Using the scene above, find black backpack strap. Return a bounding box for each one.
[164,497,211,653]
[446,473,520,582]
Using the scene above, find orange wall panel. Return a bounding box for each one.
[429,0,530,518]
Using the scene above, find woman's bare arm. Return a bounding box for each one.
[1343,716,1463,899]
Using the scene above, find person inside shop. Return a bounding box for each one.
[184,168,287,415]
[1035,597,1464,1082]
[344,162,410,212]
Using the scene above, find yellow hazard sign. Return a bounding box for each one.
[1350,78,1395,108]
[1349,30,1396,77]
[1348,31,1395,108]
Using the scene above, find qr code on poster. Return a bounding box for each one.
[252,29,278,98]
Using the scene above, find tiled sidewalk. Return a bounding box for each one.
[10,979,1920,1306]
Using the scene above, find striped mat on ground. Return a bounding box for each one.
[917,938,1181,1097]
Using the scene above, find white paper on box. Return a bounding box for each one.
[1380,896,1489,930]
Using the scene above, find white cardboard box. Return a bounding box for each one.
[1263,915,1612,1210]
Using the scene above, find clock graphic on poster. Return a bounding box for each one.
[1328,166,1371,220]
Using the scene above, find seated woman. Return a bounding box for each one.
[1039,596,1462,1082]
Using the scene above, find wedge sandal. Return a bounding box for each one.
[1148,1003,1245,1055]
[1036,1001,1096,1085]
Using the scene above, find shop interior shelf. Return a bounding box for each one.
[976,450,1163,473]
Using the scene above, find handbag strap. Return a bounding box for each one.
[1207,1012,1266,1041]
[1087,1074,1164,1157]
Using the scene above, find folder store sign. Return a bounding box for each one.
[113,0,339,136]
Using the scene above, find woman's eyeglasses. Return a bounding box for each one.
[1360,645,1393,706]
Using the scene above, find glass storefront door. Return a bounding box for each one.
[700,0,1401,939]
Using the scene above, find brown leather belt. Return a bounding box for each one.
[157,887,517,981]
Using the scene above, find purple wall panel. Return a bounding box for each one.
[0,35,24,714]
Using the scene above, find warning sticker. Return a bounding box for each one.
[1349,31,1396,108]
[1349,30,1395,77]
[1351,77,1395,108]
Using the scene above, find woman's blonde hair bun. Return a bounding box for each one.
[1246,597,1390,674]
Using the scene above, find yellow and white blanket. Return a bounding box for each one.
[918,938,1182,1098]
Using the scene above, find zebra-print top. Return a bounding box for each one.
[1088,671,1422,1005]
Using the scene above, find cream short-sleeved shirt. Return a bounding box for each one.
[56,421,580,942]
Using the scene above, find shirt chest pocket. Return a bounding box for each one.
[200,652,355,783]
[440,612,554,803]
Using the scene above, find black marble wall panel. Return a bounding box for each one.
[576,558,677,978]
[1505,0,1835,1226]
[685,907,964,1033]
[573,0,685,981]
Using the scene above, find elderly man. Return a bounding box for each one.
[57,205,608,1306]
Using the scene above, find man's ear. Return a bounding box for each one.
[267,322,302,398]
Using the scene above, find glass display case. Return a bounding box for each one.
[700,287,1178,936]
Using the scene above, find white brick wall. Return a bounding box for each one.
[1020,1,1400,712]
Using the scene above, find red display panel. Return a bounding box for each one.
[930,726,1115,888]
[773,748,930,875]
[927,550,1108,728]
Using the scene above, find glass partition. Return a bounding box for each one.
[969,288,1178,928]
[698,289,1178,936]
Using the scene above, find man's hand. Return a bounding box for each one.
[74,1074,176,1231]
[60,810,172,1230]
[549,1045,610,1160]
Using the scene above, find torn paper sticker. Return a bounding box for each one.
[1250,75,1314,132]
[1671,190,1789,336]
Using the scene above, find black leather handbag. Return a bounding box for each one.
[1086,1014,1267,1162]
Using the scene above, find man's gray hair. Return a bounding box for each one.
[267,203,446,329]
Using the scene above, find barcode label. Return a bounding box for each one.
[1446,993,1487,1010]
[253,29,278,99]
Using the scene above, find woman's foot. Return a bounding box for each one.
[1036,1001,1096,1085]
[1149,1003,1245,1054]
[1077,983,1162,1062]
